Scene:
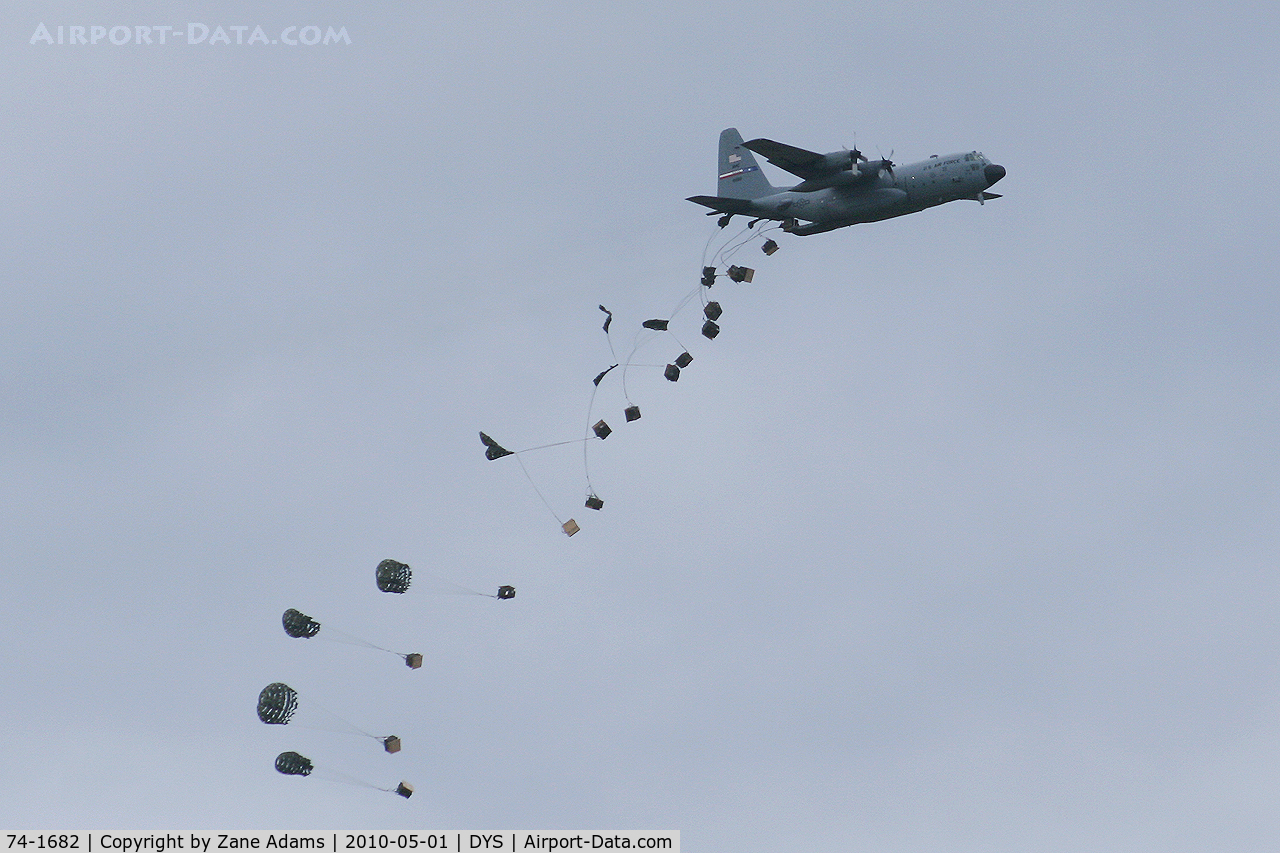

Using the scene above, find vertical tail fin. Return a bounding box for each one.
[718,128,776,200]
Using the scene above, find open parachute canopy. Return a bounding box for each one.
[375,558,511,602]
[256,681,401,751]
[257,682,299,725]
[280,606,421,667]
[376,559,412,594]
[275,751,313,776]
[273,751,412,798]
[282,608,321,639]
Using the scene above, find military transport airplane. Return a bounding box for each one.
[688,128,1005,236]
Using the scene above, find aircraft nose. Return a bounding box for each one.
[984,163,1006,186]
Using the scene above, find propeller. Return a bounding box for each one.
[877,148,895,176]
[843,140,868,170]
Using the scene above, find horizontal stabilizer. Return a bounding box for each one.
[687,195,754,214]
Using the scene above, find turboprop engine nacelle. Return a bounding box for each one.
[816,149,861,173]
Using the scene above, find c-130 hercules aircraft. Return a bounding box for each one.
[688,128,1005,236]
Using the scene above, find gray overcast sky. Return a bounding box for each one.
[4,1,1279,849]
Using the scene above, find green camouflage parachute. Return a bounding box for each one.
[257,682,299,725]
[376,558,512,602]
[256,682,400,751]
[273,752,412,798]
[282,609,321,639]
[280,608,420,668]
[274,751,313,776]
[376,559,412,594]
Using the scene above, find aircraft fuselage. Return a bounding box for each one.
[758,152,1001,235]
[689,130,1005,236]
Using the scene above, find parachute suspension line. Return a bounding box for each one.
[701,224,722,266]
[313,763,404,795]
[619,324,674,403]
[705,220,779,273]
[318,765,383,791]
[717,223,777,263]
[303,693,382,743]
[714,236,749,267]
[582,370,608,498]
[619,326,652,403]
[513,450,568,527]
[702,222,751,268]
[704,222,754,268]
[511,437,594,454]
[318,625,405,660]
[482,429,599,530]
[609,252,724,404]
[666,284,704,325]
[278,757,412,799]
[482,219,781,527]
[598,304,620,363]
[621,218,773,405]
[665,328,691,358]
[405,568,488,597]
[512,439,600,518]
[260,682,391,746]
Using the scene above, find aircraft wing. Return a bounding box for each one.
[742,138,828,179]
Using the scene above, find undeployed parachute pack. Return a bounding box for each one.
[375,558,514,601]
[281,608,423,669]
[480,218,782,534]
